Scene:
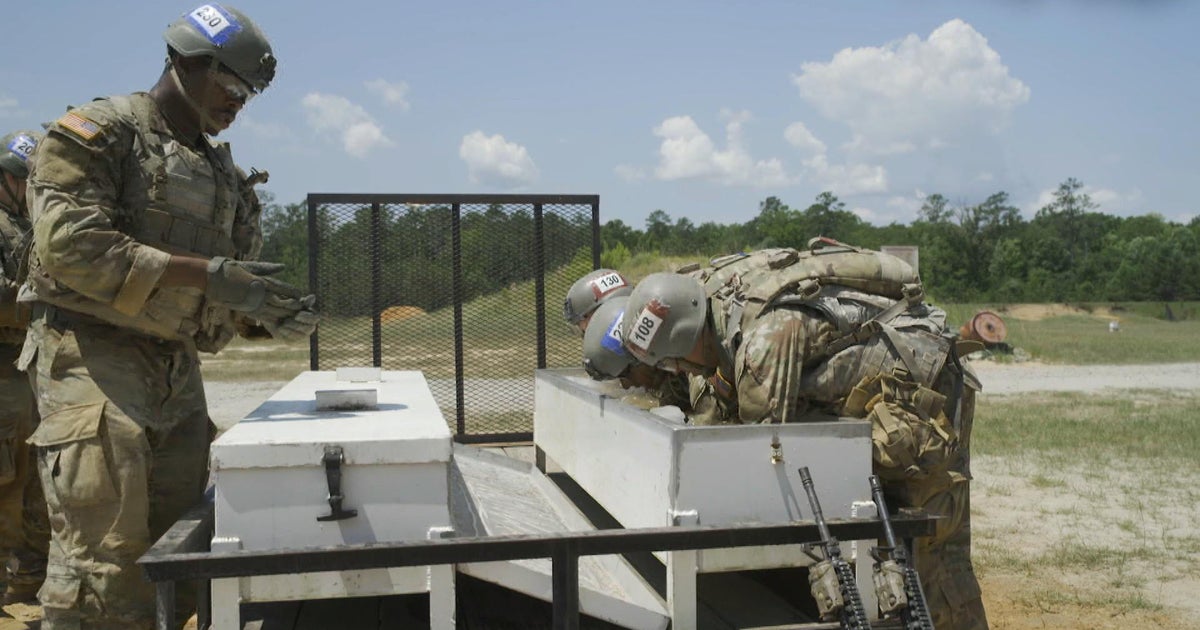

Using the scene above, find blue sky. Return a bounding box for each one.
[5,1,1197,227]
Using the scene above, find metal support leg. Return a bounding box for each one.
[851,500,880,620]
[552,541,580,630]
[428,526,457,630]
[156,581,175,630]
[209,536,243,630]
[667,510,699,630]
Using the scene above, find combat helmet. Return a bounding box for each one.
[563,268,633,328]
[620,272,708,367]
[581,297,637,380]
[0,130,40,179]
[164,4,277,93]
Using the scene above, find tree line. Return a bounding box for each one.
[600,178,1200,304]
[256,178,1200,315]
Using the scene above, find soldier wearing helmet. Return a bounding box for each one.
[0,131,49,628]
[563,268,632,333]
[21,6,316,628]
[621,242,988,630]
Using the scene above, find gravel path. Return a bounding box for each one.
[202,361,1200,428]
[967,360,1200,394]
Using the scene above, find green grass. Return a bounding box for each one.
[973,390,1200,462]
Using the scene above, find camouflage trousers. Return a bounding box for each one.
[25,313,210,630]
[0,342,49,595]
[886,384,989,630]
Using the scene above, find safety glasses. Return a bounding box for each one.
[207,67,257,104]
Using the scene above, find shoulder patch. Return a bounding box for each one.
[55,111,103,142]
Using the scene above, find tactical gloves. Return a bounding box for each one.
[206,257,319,340]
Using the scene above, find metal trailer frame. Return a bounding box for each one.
[139,495,935,630]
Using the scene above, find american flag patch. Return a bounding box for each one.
[57,112,102,141]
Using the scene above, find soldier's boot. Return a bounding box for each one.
[2,555,43,605]
[0,580,39,606]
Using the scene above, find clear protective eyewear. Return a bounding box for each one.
[207,67,257,104]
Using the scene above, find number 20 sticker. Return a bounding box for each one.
[7,136,35,162]
[187,4,242,45]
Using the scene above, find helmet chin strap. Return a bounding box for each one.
[168,57,222,136]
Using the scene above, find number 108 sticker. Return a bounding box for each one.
[186,4,242,45]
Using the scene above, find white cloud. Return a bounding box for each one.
[1030,184,1143,214]
[802,154,888,195]
[783,122,826,157]
[365,79,411,111]
[793,19,1030,155]
[850,206,878,222]
[652,111,790,187]
[459,131,539,187]
[301,93,394,158]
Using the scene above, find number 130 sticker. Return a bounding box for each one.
[187,4,242,45]
[7,136,35,162]
[590,272,627,298]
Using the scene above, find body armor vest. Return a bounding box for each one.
[28,94,242,350]
[0,207,30,342]
[702,241,951,411]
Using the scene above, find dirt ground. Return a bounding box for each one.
[7,361,1197,629]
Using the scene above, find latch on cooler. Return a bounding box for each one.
[317,445,358,522]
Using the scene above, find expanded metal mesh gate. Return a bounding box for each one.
[305,194,600,443]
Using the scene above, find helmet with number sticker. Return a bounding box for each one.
[0,130,41,179]
[581,297,636,380]
[563,268,633,328]
[620,272,708,366]
[164,4,277,92]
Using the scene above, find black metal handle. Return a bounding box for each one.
[317,445,358,522]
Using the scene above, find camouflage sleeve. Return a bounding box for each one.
[28,106,170,316]
[733,308,817,424]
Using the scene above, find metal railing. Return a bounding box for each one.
[305,194,600,443]
[139,496,935,630]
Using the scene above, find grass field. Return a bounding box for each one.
[972,390,1200,629]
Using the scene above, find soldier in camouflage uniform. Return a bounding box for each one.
[620,239,988,630]
[20,6,317,629]
[0,131,50,630]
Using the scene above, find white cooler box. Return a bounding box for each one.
[208,369,454,629]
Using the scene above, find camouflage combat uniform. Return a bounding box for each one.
[0,199,48,603]
[22,92,263,630]
[691,245,989,629]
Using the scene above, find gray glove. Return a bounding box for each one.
[264,294,321,342]
[206,257,306,322]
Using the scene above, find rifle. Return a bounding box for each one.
[869,475,934,630]
[799,467,872,630]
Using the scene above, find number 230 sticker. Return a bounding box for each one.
[187,4,242,45]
